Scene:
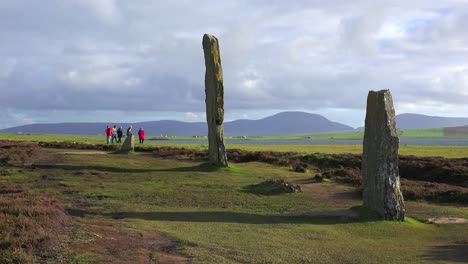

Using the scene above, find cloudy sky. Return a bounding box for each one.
[1,0,468,129]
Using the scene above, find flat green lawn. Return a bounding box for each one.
[6,149,466,263]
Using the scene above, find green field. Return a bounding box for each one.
[1,146,467,263]
[148,127,467,140]
[256,128,467,140]
[6,127,460,144]
[1,132,467,158]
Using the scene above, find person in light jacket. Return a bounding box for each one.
[111,125,118,143]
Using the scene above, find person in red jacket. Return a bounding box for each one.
[138,127,145,144]
[105,125,113,144]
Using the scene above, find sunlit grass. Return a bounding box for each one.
[9,150,464,263]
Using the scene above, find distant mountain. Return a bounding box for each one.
[396,114,468,130]
[3,112,467,136]
[354,114,468,131]
[225,112,354,135]
[0,121,207,137]
[0,111,354,136]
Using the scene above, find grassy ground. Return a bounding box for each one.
[3,126,468,144]
[0,133,105,144]
[267,128,468,140]
[2,147,467,263]
[1,133,467,158]
[148,128,466,140]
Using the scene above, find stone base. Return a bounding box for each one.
[122,135,134,152]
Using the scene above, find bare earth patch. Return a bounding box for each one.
[427,217,468,224]
[297,181,362,208]
[71,218,188,264]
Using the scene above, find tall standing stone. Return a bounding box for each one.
[122,126,135,152]
[362,90,405,220]
[202,34,228,167]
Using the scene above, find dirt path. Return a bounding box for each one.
[57,150,151,155]
[427,217,468,224]
[59,151,109,155]
[71,218,188,264]
[272,209,357,218]
[270,181,361,218]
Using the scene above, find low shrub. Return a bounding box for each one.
[401,179,468,203]
[289,159,309,173]
[0,141,43,166]
[0,183,71,263]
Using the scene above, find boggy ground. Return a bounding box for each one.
[0,140,467,263]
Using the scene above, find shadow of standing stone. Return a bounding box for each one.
[362,90,405,221]
[202,34,228,167]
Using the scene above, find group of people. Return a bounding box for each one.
[105,125,145,144]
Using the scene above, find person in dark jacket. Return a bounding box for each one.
[138,127,145,144]
[116,126,123,143]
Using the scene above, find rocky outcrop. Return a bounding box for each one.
[362,90,405,220]
[202,34,228,167]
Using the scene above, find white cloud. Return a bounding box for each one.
[430,68,468,98]
[1,1,468,128]
[185,112,200,121]
[77,0,123,25]
[62,65,135,91]
[0,57,17,79]
[0,109,34,129]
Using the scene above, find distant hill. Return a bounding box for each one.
[354,114,468,131]
[0,111,354,136]
[396,114,468,129]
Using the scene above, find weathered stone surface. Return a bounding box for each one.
[362,90,405,220]
[122,128,134,152]
[203,34,228,167]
